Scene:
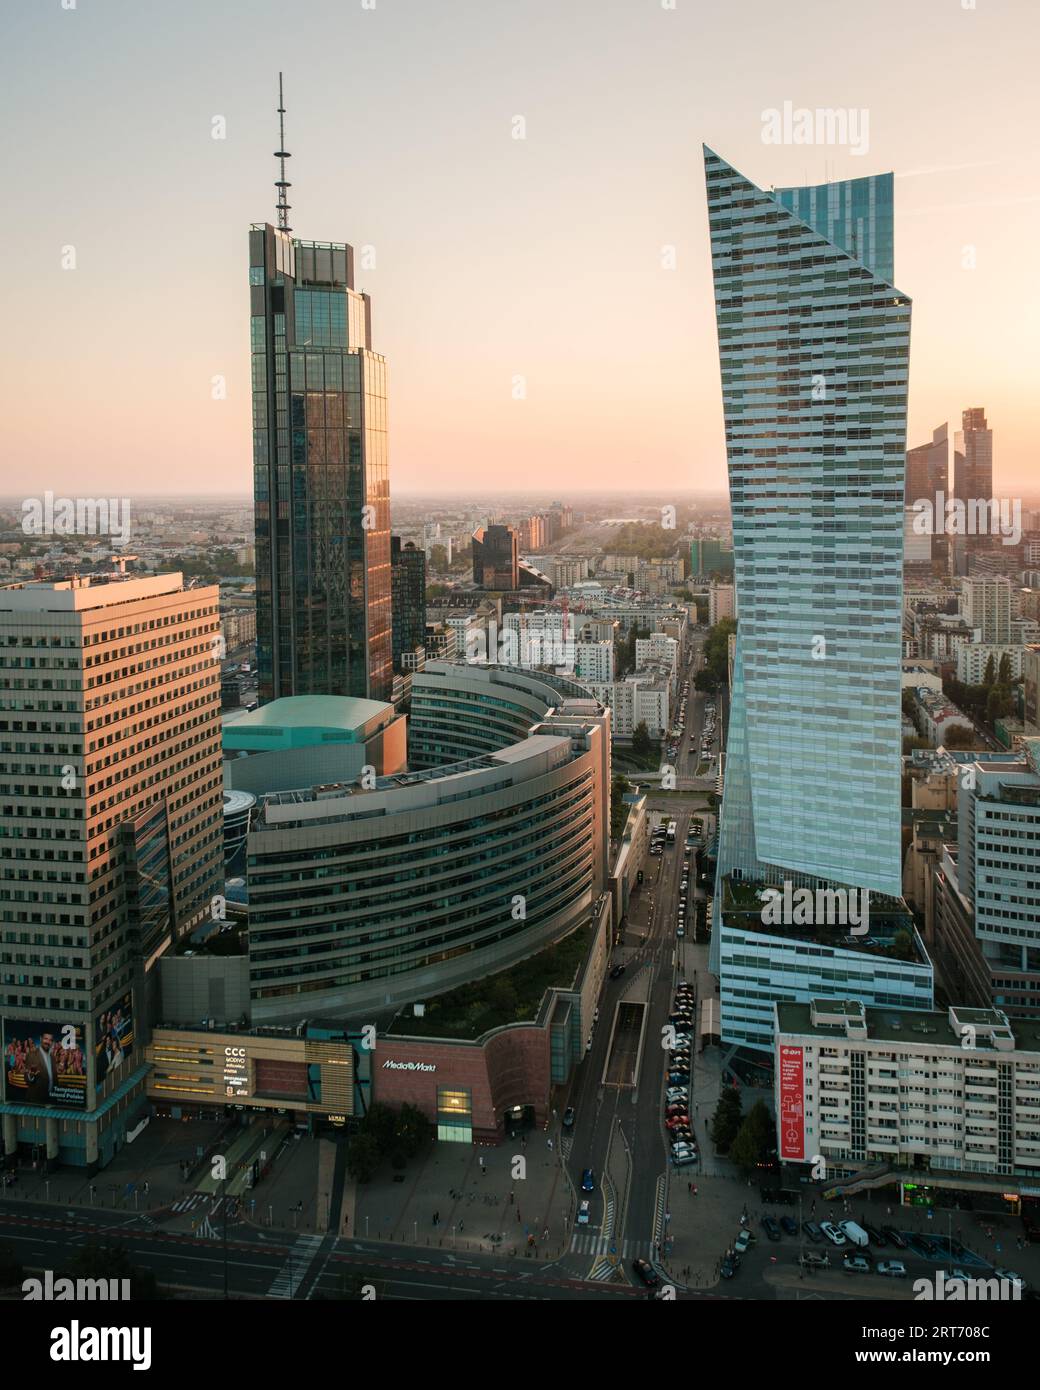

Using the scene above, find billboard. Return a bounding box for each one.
[778,1045,805,1161]
[95,992,134,1087]
[3,1020,87,1109]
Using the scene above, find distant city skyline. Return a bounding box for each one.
[6,0,1039,498]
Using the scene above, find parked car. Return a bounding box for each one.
[632,1258,659,1288]
[820,1222,847,1246]
[802,1222,823,1244]
[720,1253,739,1279]
[843,1254,870,1273]
[799,1251,829,1269]
[994,1268,1026,1291]
[839,1220,870,1248]
[862,1222,887,1248]
[876,1261,907,1278]
[780,1216,798,1237]
[672,1152,698,1168]
[581,1168,595,1192]
[761,1216,781,1241]
[882,1225,908,1250]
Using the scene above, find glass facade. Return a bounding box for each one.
[437,1087,472,1142]
[705,149,910,898]
[251,224,392,706]
[390,536,426,671]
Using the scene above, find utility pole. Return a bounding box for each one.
[222,1171,229,1300]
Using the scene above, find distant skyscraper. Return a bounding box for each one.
[952,407,994,576]
[472,524,519,590]
[906,424,948,567]
[251,81,391,705]
[707,149,911,898]
[391,536,426,671]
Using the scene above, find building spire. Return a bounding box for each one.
[274,72,292,233]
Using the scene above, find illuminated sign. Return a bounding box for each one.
[223,1045,249,1098]
[382,1059,436,1073]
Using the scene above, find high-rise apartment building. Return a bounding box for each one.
[0,574,224,1168]
[250,140,392,706]
[705,149,918,1049]
[959,574,1012,644]
[390,536,426,672]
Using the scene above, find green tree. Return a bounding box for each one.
[728,1099,774,1173]
[631,721,654,763]
[710,1086,743,1153]
[346,1132,381,1184]
[997,653,1012,686]
[394,1102,434,1158]
[943,723,977,750]
[890,929,916,961]
[982,654,996,688]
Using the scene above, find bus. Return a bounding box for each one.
[666,821,677,844]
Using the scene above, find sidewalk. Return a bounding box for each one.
[353,1128,573,1260]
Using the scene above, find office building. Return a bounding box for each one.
[250,107,392,705]
[905,423,949,566]
[952,408,995,576]
[390,536,426,673]
[704,149,914,1049]
[472,524,519,591]
[0,574,224,1169]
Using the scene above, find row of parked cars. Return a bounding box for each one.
[665,982,697,1167]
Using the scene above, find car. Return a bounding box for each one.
[876,1261,907,1278]
[581,1168,595,1193]
[667,1075,690,1086]
[609,964,626,980]
[882,1225,908,1250]
[843,1254,870,1274]
[862,1222,887,1248]
[720,1253,739,1279]
[820,1222,847,1246]
[780,1216,798,1237]
[799,1251,830,1268]
[665,1104,688,1117]
[666,1092,689,1106]
[994,1268,1026,1291]
[761,1216,781,1241]
[802,1222,823,1243]
[562,1106,575,1128]
[671,1145,696,1159]
[676,928,686,938]
[734,1229,753,1255]
[672,1152,698,1168]
[632,1258,659,1288]
[577,1200,591,1226]
[946,1267,972,1283]
[666,1117,690,1131]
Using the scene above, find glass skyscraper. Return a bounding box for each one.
[706,147,911,901]
[250,225,392,705]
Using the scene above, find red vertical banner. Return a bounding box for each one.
[778,1045,804,1161]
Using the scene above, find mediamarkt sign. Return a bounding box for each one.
[382,1059,436,1073]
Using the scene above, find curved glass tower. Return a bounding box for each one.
[706,148,911,897]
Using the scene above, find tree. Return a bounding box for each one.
[982,654,996,688]
[346,1132,381,1184]
[986,684,1013,723]
[631,721,654,763]
[728,1099,774,1173]
[997,653,1012,686]
[394,1103,434,1158]
[943,723,977,750]
[890,929,916,961]
[710,1086,743,1153]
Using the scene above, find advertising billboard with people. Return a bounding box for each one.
[95,992,134,1087]
[3,1020,87,1109]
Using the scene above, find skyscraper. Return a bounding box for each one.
[0,574,224,1167]
[251,80,391,706]
[704,149,920,1048]
[952,407,994,576]
[390,535,426,671]
[906,423,949,567]
[472,524,519,590]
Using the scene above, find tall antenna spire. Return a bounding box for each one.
[274,72,292,233]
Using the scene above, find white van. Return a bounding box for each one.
[840,1220,870,1248]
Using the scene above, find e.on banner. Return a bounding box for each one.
[778,1045,805,1160]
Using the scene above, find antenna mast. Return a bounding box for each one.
[274,72,292,232]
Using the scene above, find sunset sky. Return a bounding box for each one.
[5,0,1038,499]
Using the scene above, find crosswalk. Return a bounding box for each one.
[267,1234,323,1299]
[171,1192,232,1215]
[570,1232,641,1258]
